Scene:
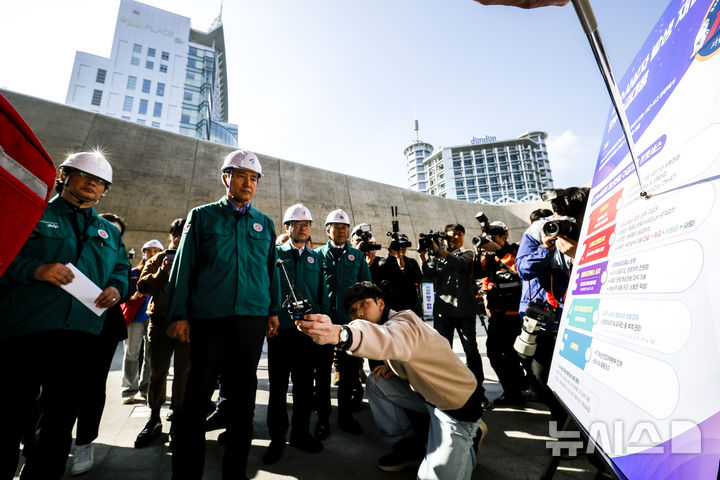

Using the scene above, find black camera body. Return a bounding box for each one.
[418,231,448,253]
[276,259,314,320]
[542,218,580,241]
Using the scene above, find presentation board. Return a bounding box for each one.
[548,0,720,478]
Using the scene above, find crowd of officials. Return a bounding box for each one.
[0,148,586,480]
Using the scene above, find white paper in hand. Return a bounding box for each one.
[60,263,107,317]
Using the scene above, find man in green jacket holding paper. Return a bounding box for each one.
[0,151,129,480]
[165,150,280,480]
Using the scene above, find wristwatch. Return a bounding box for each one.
[337,325,352,350]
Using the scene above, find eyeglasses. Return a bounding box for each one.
[77,170,108,186]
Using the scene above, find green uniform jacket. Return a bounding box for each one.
[0,196,130,338]
[165,197,280,321]
[276,242,330,330]
[316,241,371,325]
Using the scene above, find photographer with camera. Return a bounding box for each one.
[515,187,589,419]
[351,223,383,280]
[263,204,329,464]
[376,233,422,316]
[474,221,528,407]
[419,224,488,405]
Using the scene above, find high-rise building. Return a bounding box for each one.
[404,130,554,204]
[65,0,237,146]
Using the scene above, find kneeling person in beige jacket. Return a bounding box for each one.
[297,281,487,480]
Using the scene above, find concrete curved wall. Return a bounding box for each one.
[2,89,545,257]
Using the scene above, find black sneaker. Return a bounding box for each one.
[338,414,363,435]
[376,438,424,472]
[262,441,285,465]
[135,418,162,448]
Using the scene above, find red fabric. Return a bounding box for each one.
[0,93,56,276]
[120,298,145,328]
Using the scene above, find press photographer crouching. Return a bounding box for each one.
[514,187,589,420]
[472,218,528,407]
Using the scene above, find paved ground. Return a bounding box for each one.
[15,320,600,479]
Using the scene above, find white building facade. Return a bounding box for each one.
[65,0,237,146]
[405,131,554,204]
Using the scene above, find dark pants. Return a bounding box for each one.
[433,315,485,389]
[75,334,120,446]
[147,315,191,411]
[337,352,362,416]
[312,344,334,423]
[485,312,527,398]
[171,316,266,480]
[266,328,316,441]
[0,330,94,480]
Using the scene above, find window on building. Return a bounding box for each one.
[159,64,167,73]
[121,115,131,120]
[123,96,133,112]
[133,43,142,53]
[152,121,160,127]
[188,58,196,68]
[156,83,165,97]
[183,90,193,101]
[137,119,145,125]
[145,60,154,70]
[91,89,103,106]
[147,47,156,57]
[161,51,169,61]
[96,69,107,83]
[186,72,195,80]
[131,56,140,66]
[138,99,148,115]
[181,113,191,124]
[142,79,151,93]
[153,102,162,118]
[189,46,198,56]
[127,75,137,90]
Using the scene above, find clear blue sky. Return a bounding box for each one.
[1,0,668,190]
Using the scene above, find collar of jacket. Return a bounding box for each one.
[219,196,258,218]
[50,194,100,221]
[279,241,305,255]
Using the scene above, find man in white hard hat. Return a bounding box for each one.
[165,149,280,480]
[314,209,371,439]
[262,204,329,464]
[0,151,130,479]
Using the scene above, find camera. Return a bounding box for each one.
[541,188,590,219]
[276,259,313,320]
[387,206,412,250]
[418,231,448,254]
[352,224,382,253]
[513,300,561,358]
[542,217,580,241]
[165,248,177,262]
[471,212,490,248]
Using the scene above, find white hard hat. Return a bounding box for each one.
[325,209,351,226]
[283,204,313,224]
[60,151,113,185]
[220,150,262,177]
[490,221,508,230]
[351,223,371,238]
[142,239,164,252]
